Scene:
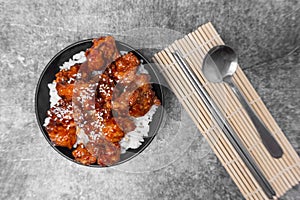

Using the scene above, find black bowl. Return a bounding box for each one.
[35,39,164,167]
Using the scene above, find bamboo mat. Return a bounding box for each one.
[153,22,300,200]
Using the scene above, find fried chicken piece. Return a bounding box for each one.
[101,117,135,143]
[94,71,116,120]
[111,90,132,116]
[47,124,76,149]
[56,84,74,102]
[72,143,97,165]
[111,52,140,82]
[85,36,120,72]
[55,64,80,101]
[97,73,115,104]
[129,84,161,117]
[112,74,155,117]
[45,99,76,149]
[115,117,136,133]
[55,64,80,83]
[94,53,142,117]
[86,137,121,167]
[72,82,98,111]
[71,36,121,135]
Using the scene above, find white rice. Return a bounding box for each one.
[46,51,158,152]
[48,82,61,107]
[119,105,158,153]
[59,51,86,70]
[120,50,128,55]
[137,63,149,74]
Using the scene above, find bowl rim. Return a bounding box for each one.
[35,38,164,167]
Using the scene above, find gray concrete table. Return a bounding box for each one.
[0,0,299,199]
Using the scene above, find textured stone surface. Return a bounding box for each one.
[0,0,299,199]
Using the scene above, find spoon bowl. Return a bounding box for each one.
[202,45,238,83]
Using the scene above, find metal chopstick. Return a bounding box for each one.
[172,51,276,199]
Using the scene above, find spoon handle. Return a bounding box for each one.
[226,79,283,158]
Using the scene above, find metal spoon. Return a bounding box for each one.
[202,45,283,158]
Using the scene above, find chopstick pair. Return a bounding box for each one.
[172,51,276,199]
